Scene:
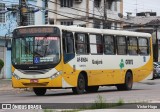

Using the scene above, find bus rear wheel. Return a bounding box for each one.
[116,72,133,91]
[85,86,99,93]
[33,88,46,96]
[72,73,85,94]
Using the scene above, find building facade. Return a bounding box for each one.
[48,0,123,29]
[0,0,46,78]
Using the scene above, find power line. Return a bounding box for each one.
[45,0,103,19]
[43,0,122,19]
[28,3,123,29]
[0,0,123,29]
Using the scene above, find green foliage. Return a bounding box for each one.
[91,95,107,109]
[43,109,54,112]
[117,98,124,106]
[89,95,125,109]
[0,59,4,70]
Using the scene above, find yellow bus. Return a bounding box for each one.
[12,25,153,96]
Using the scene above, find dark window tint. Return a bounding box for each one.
[104,35,115,55]
[75,33,89,54]
[117,36,127,55]
[63,32,74,54]
[128,37,138,55]
[138,38,149,55]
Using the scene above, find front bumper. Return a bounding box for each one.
[12,76,62,88]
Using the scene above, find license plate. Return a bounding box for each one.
[30,79,39,83]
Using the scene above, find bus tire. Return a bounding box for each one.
[85,86,99,93]
[116,72,133,91]
[72,73,85,94]
[33,88,46,96]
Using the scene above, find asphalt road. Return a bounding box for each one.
[1,79,160,112]
[0,79,160,104]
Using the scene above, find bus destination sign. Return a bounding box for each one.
[18,27,54,34]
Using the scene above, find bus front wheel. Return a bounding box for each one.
[72,73,85,94]
[116,72,133,91]
[33,88,46,96]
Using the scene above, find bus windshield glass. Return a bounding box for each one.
[12,36,60,65]
[12,27,60,67]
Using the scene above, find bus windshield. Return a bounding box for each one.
[12,36,60,66]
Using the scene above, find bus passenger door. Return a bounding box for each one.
[62,31,76,87]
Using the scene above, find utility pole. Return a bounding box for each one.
[19,0,28,26]
[86,0,89,27]
[103,0,107,29]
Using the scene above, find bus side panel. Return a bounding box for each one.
[133,56,153,82]
[61,61,79,88]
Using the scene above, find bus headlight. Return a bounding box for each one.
[12,73,21,80]
[50,71,63,79]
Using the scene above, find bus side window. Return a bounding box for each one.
[75,33,89,54]
[117,36,127,55]
[127,37,138,55]
[89,34,103,54]
[138,37,149,55]
[104,35,115,55]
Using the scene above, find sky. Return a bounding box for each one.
[123,0,160,16]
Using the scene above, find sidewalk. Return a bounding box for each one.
[0,79,13,91]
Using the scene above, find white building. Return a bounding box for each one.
[47,0,123,29]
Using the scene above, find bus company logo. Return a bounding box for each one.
[2,104,11,109]
[119,59,125,70]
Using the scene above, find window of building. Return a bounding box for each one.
[94,20,101,29]
[75,33,89,54]
[138,38,149,55]
[61,21,73,26]
[11,4,20,25]
[61,0,73,7]
[117,36,127,55]
[94,0,101,8]
[104,35,115,55]
[114,22,118,30]
[89,34,103,54]
[128,37,138,55]
[103,22,112,29]
[107,0,113,10]
[0,3,5,23]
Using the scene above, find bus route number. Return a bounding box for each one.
[77,57,88,62]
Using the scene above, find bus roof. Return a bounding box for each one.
[16,25,151,38]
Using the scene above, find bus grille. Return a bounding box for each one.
[19,69,50,75]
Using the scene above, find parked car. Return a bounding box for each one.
[154,62,160,67]
[153,63,160,79]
